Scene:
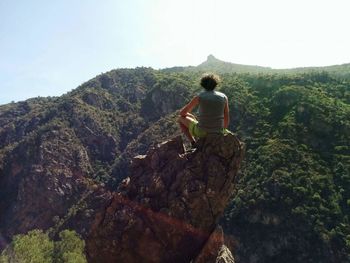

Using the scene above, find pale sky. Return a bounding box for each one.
[1,0,349,105]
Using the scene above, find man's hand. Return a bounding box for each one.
[185,112,197,120]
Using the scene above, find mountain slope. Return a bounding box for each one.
[0,58,349,262]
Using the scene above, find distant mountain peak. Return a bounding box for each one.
[197,54,225,68]
[206,54,220,63]
[198,54,272,73]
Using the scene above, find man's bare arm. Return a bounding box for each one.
[179,96,199,117]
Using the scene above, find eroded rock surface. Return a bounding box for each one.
[86,133,244,262]
[194,225,234,263]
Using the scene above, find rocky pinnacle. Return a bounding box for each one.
[86,133,244,263]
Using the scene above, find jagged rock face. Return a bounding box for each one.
[141,84,190,121]
[0,125,93,240]
[86,133,244,263]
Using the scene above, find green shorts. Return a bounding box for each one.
[189,120,207,138]
[189,121,233,138]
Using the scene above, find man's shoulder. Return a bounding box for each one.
[197,90,208,98]
[214,91,227,99]
[198,90,227,100]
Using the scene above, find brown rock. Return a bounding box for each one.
[215,245,235,263]
[193,225,224,263]
[0,126,93,241]
[193,225,235,263]
[86,133,244,262]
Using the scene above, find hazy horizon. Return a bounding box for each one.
[1,0,350,105]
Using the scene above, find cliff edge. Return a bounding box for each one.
[86,133,244,262]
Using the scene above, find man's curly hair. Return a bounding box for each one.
[200,73,221,91]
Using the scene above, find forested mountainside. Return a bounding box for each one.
[0,56,349,262]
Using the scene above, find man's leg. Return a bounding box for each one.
[177,115,196,143]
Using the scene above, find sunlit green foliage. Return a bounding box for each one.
[54,230,86,263]
[0,230,53,263]
[0,229,86,263]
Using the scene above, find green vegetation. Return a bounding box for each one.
[0,57,349,262]
[217,72,350,262]
[0,229,86,263]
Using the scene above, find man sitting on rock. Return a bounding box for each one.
[177,73,230,146]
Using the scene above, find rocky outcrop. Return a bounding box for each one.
[86,133,244,262]
[141,84,191,121]
[194,226,235,263]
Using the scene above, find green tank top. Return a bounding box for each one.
[198,90,227,133]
